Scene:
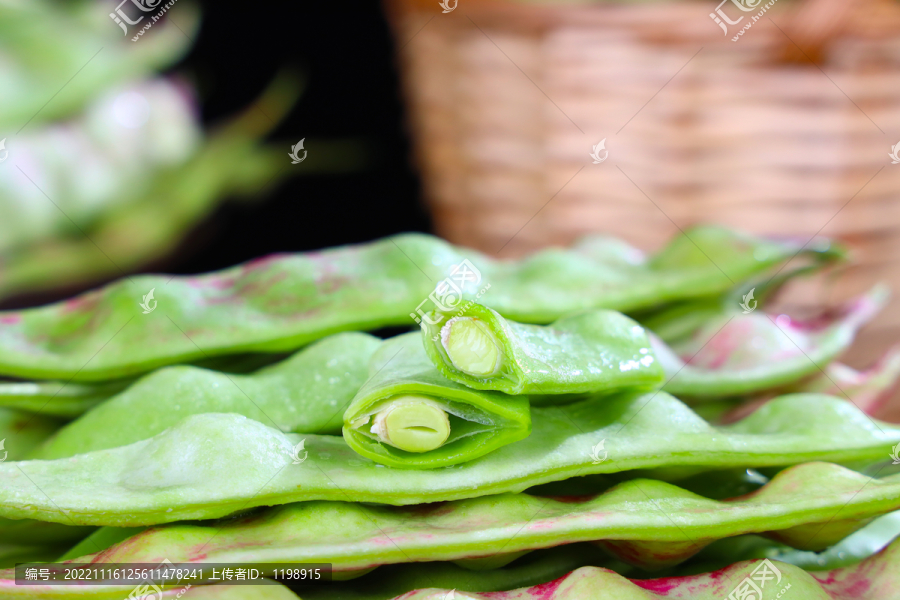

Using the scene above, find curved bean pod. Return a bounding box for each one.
[0,226,837,381]
[0,546,62,572]
[704,345,900,425]
[657,287,885,399]
[342,333,531,468]
[764,509,900,571]
[15,463,900,581]
[32,332,382,459]
[420,304,662,397]
[0,519,92,550]
[302,544,615,600]
[290,522,900,600]
[0,380,130,418]
[1,392,897,526]
[0,409,89,559]
[0,408,60,461]
[10,537,900,600]
[783,345,900,416]
[389,538,900,600]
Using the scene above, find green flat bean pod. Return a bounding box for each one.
[784,345,900,415]
[56,535,795,600]
[0,408,61,461]
[15,463,900,583]
[0,226,838,382]
[9,537,900,600]
[283,525,900,600]
[342,333,531,468]
[634,256,830,347]
[300,544,615,600]
[58,527,147,563]
[657,287,886,399]
[637,296,734,346]
[0,516,93,549]
[528,465,774,503]
[0,409,89,556]
[0,545,63,571]
[32,332,383,459]
[0,380,130,418]
[646,510,900,577]
[759,510,900,571]
[420,303,663,398]
[388,538,900,600]
[702,345,900,425]
[1,391,898,526]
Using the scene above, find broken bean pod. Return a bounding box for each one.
[421,303,663,398]
[342,333,531,468]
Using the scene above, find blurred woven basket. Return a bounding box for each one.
[385,0,900,381]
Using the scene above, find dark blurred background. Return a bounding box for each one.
[167,0,429,274]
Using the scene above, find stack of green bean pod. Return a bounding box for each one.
[2,226,900,600]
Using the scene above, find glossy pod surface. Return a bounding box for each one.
[389,538,900,600]
[657,288,885,399]
[10,463,900,580]
[342,333,532,468]
[32,332,382,459]
[421,304,663,397]
[0,226,836,381]
[0,391,897,526]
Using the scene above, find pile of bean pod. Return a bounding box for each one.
[1,226,899,599]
